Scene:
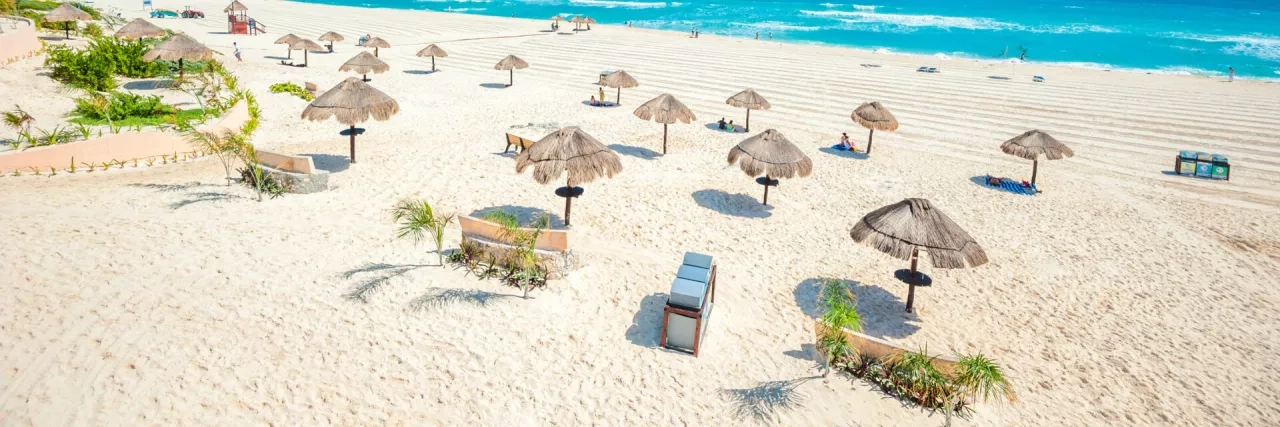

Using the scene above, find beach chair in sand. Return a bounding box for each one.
[1033,76,1045,82]
[504,133,535,153]
[661,252,717,357]
[917,66,929,72]
[928,67,939,73]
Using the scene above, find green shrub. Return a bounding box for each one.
[268,82,315,101]
[16,0,57,11]
[44,45,116,91]
[86,37,167,78]
[73,91,170,120]
[69,2,100,19]
[80,22,102,37]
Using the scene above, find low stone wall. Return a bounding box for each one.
[461,234,578,280]
[458,215,576,278]
[0,16,42,65]
[0,102,249,174]
[815,321,959,372]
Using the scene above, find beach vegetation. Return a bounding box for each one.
[269,82,315,101]
[80,22,102,37]
[391,199,455,266]
[481,210,550,299]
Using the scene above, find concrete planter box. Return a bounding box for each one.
[458,215,577,279]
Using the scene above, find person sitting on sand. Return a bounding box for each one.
[728,120,736,132]
[718,117,726,130]
[839,132,854,151]
[590,95,600,106]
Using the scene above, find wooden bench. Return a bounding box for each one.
[504,133,535,153]
[305,81,319,96]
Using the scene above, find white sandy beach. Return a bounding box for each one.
[2,1,1279,425]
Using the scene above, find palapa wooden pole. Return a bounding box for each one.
[745,108,751,132]
[287,45,291,59]
[905,247,919,313]
[616,87,621,105]
[563,177,572,226]
[431,56,436,72]
[866,129,875,154]
[509,69,514,86]
[1031,159,1039,185]
[662,124,668,154]
[178,58,185,79]
[303,49,308,67]
[762,174,771,205]
[349,125,357,163]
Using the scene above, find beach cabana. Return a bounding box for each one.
[570,16,583,31]
[300,77,400,164]
[340,51,390,82]
[44,2,92,40]
[726,89,770,133]
[514,127,622,226]
[600,70,638,105]
[274,34,302,59]
[363,36,390,57]
[633,93,696,155]
[494,55,529,87]
[318,31,344,52]
[415,44,448,72]
[727,129,812,205]
[142,34,213,79]
[583,16,596,30]
[851,101,898,155]
[114,18,166,40]
[850,198,987,313]
[288,39,324,67]
[999,130,1074,187]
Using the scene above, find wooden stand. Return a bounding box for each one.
[660,265,717,357]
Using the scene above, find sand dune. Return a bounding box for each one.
[2,1,1279,425]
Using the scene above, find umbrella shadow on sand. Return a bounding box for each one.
[625,293,668,348]
[608,144,660,160]
[479,83,510,89]
[794,278,920,339]
[301,153,351,173]
[403,69,438,75]
[692,189,772,218]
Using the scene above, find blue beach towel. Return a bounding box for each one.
[830,144,848,151]
[999,180,1037,196]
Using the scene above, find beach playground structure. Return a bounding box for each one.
[224,0,261,34]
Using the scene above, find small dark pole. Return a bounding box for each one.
[905,247,919,312]
[178,58,185,79]
[328,42,334,53]
[1030,158,1039,185]
[348,125,357,163]
[362,73,368,82]
[509,69,514,86]
[303,49,308,67]
[616,87,621,105]
[662,123,668,154]
[431,56,436,72]
[762,175,771,205]
[287,46,291,59]
[374,47,379,57]
[745,108,751,132]
[563,177,573,226]
[866,129,875,154]
[65,22,71,40]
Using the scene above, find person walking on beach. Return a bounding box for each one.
[769,32,772,40]
[233,42,242,62]
[755,31,759,40]
[1229,67,1235,82]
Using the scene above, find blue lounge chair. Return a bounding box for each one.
[928,67,939,73]
[917,66,929,72]
[1033,75,1045,82]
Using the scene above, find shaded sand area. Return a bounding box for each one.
[2,1,1279,425]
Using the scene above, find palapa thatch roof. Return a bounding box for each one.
[494,54,529,70]
[852,101,899,132]
[726,88,771,110]
[633,93,696,124]
[850,198,988,269]
[727,129,812,179]
[515,127,623,186]
[549,15,563,21]
[583,16,597,24]
[416,44,447,57]
[363,37,390,49]
[318,31,344,42]
[44,2,92,22]
[300,77,400,126]
[274,33,301,45]
[339,51,390,75]
[289,39,324,51]
[113,18,165,39]
[1000,130,1074,161]
[142,34,213,62]
[600,70,638,89]
[569,16,583,23]
[223,0,248,12]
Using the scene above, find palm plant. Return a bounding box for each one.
[182,128,239,185]
[482,210,549,299]
[815,279,862,376]
[391,198,455,266]
[951,353,1016,405]
[3,105,34,133]
[888,348,953,409]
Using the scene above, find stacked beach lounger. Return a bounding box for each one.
[661,252,717,357]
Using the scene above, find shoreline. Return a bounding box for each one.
[287,0,1280,82]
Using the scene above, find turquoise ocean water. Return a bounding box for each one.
[291,0,1280,79]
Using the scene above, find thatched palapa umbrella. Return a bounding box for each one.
[415,44,447,72]
[288,39,324,67]
[114,18,166,40]
[727,129,812,205]
[600,70,638,105]
[633,93,695,155]
[494,55,528,87]
[851,101,898,155]
[363,36,390,57]
[142,34,213,79]
[726,89,770,133]
[570,16,583,31]
[318,31,344,52]
[340,51,390,82]
[300,77,400,163]
[275,34,302,59]
[44,2,92,40]
[514,127,622,226]
[999,130,1073,187]
[850,198,987,313]
[583,16,596,30]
